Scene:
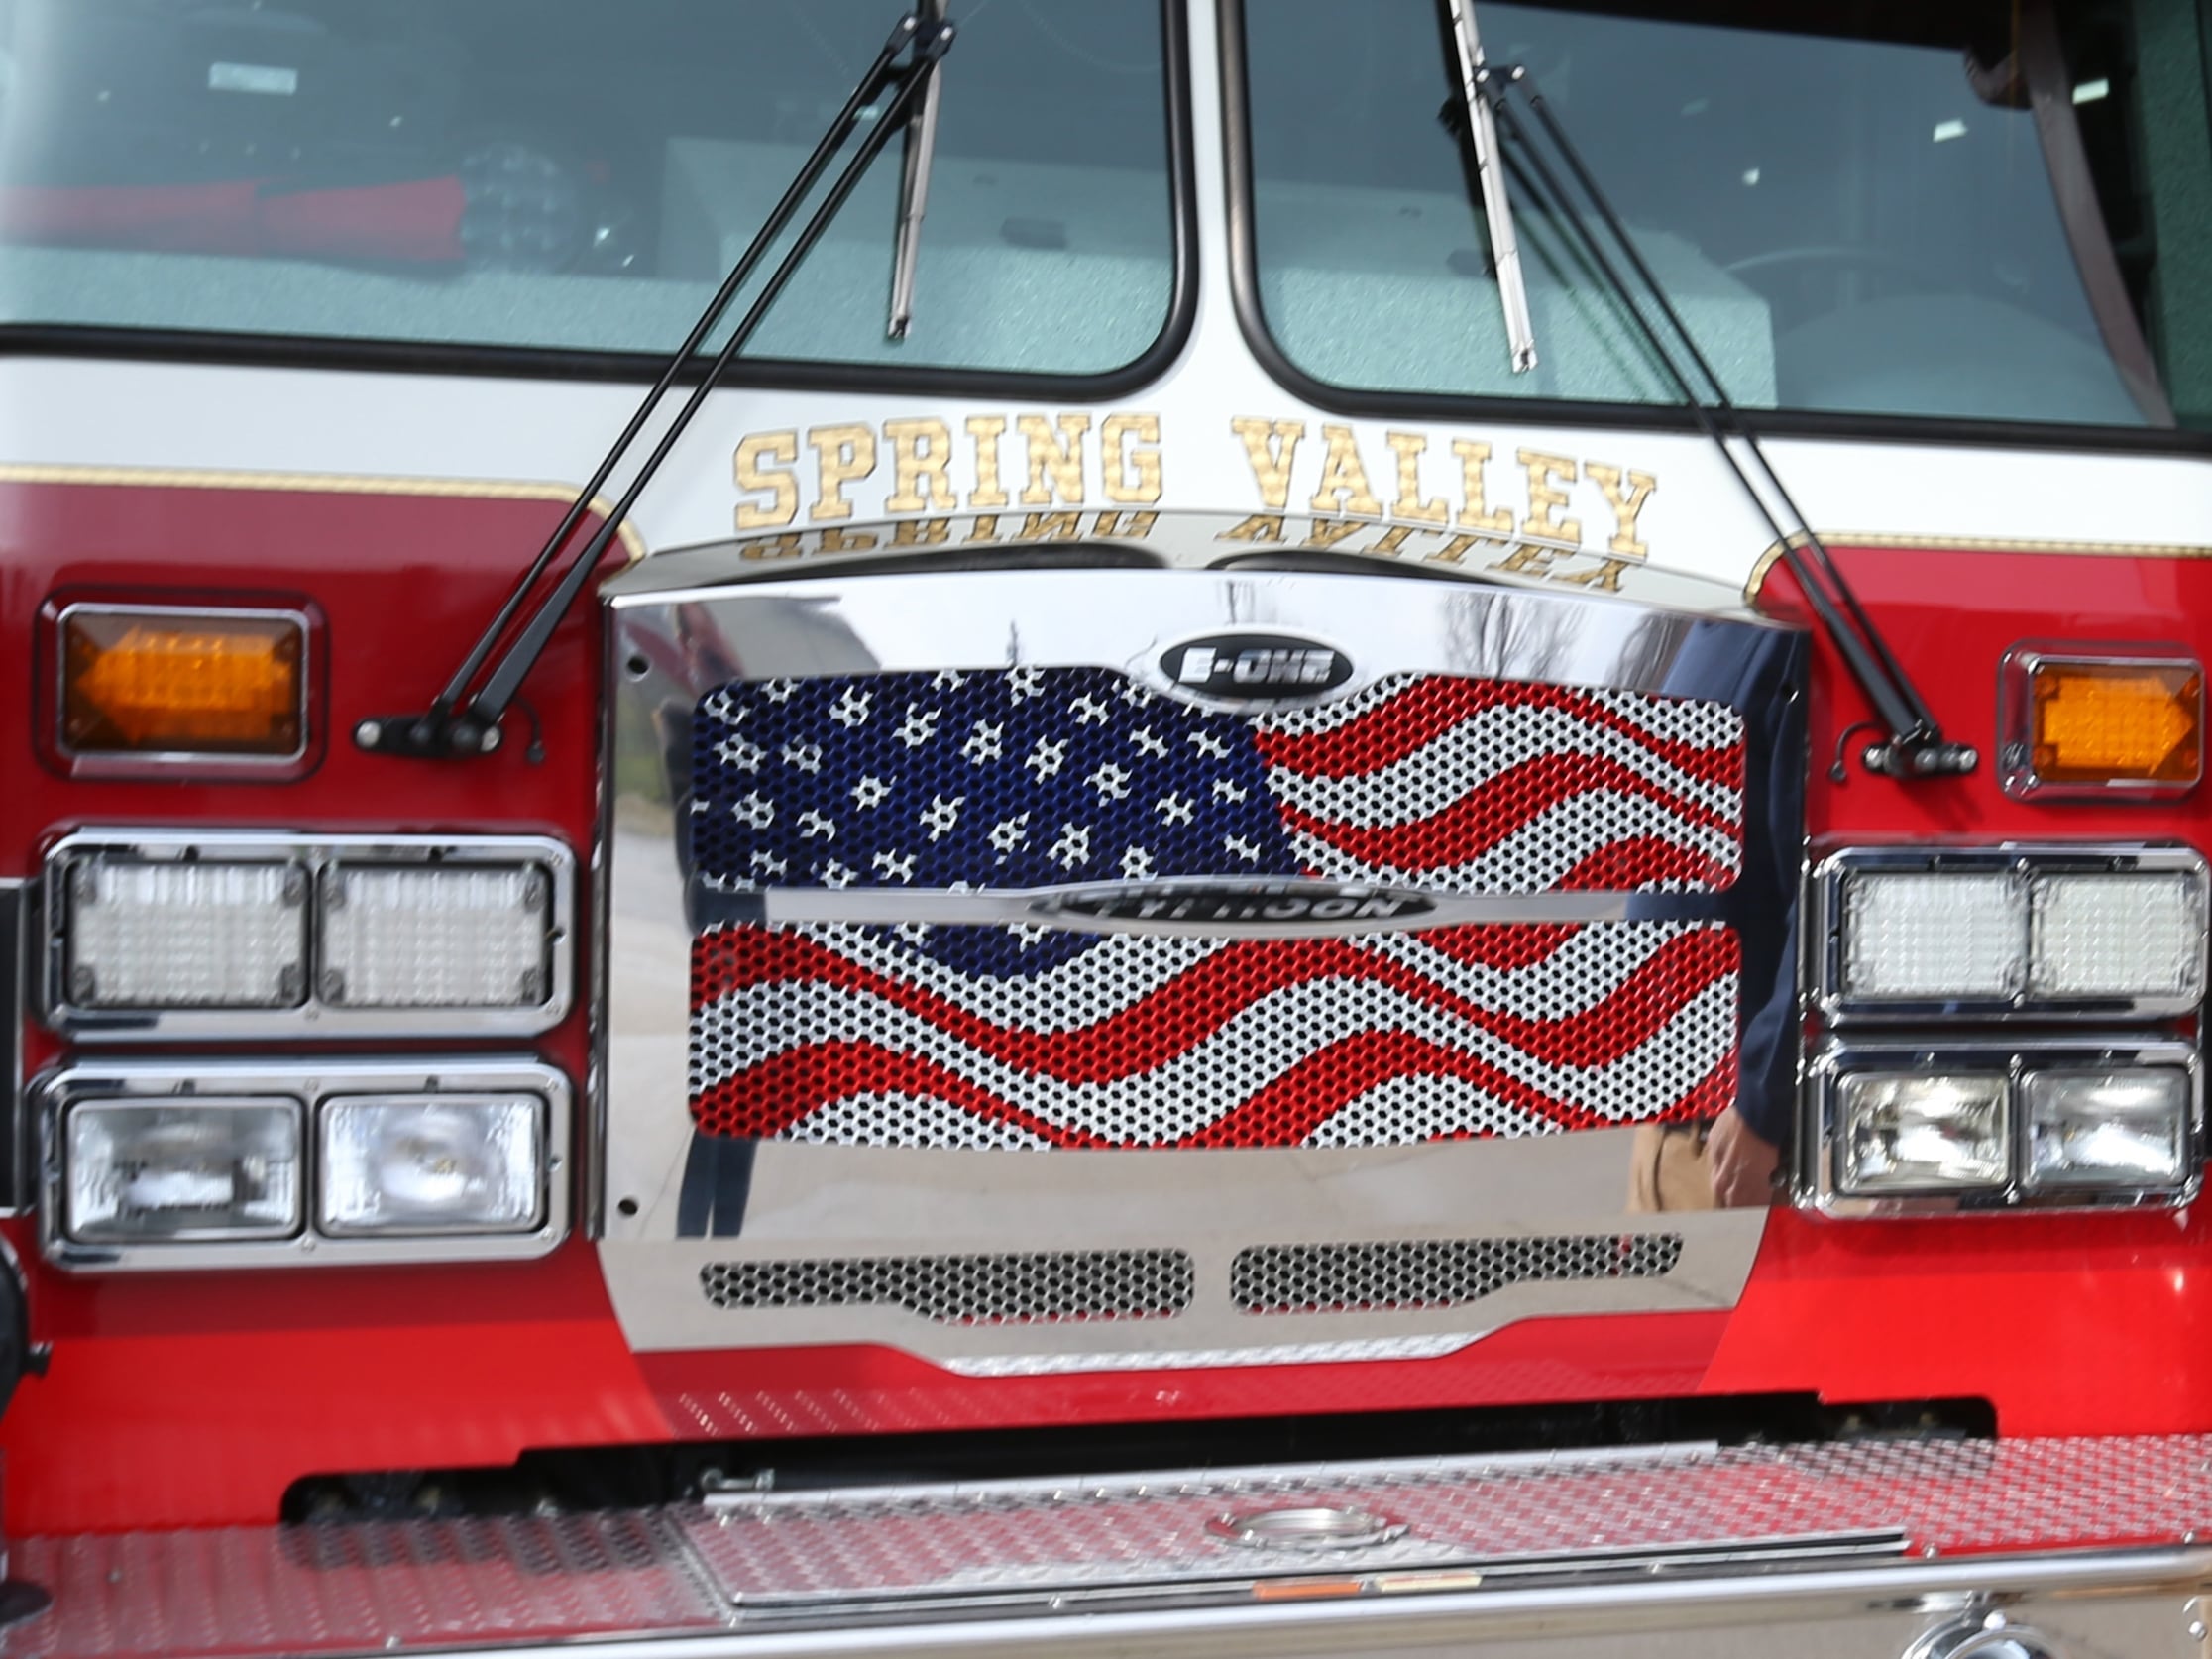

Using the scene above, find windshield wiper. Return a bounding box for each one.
[887,0,946,338]
[1443,0,1538,373]
[1473,56,1974,781]
[357,12,955,762]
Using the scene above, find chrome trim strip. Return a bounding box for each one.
[53,601,312,770]
[1803,1035,2203,1216]
[36,1057,571,1272]
[1807,842,2210,1023]
[0,881,24,1214]
[1999,643,2204,802]
[41,830,576,1041]
[483,1547,2211,1656]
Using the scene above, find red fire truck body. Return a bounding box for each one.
[3,1,2212,1655]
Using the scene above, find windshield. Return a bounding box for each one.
[1239,0,2157,426]
[0,0,1176,376]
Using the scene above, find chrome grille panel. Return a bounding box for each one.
[687,921,1738,1147]
[700,1249,1194,1324]
[1232,1233,1684,1315]
[688,668,1744,898]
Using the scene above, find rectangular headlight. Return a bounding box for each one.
[45,833,573,1039]
[1839,871,2024,1001]
[2028,873,2207,1000]
[64,1098,302,1243]
[65,857,306,1010]
[318,1095,546,1236]
[1836,1071,2008,1194]
[2024,1068,2191,1191]
[318,864,554,1010]
[1820,848,2209,1017]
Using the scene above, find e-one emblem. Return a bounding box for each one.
[1159,633,1354,698]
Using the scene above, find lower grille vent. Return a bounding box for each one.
[701,1249,1194,1325]
[1233,1234,1683,1315]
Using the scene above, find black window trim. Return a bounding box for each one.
[0,0,1198,402]
[1216,0,2212,458]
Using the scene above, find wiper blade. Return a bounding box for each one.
[1478,59,1973,781]
[357,12,956,762]
[887,0,946,338]
[1443,0,1538,373]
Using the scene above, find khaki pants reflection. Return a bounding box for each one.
[1628,1122,1717,1213]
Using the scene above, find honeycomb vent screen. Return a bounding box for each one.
[689,669,1744,897]
[689,921,1739,1148]
[1233,1234,1686,1315]
[700,1249,1195,1324]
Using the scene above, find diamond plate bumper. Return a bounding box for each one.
[11,1437,2212,1659]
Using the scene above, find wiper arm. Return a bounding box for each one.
[1443,0,1538,373]
[357,13,956,762]
[1479,61,1974,781]
[887,0,946,338]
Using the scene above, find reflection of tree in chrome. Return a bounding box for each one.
[1441,589,1693,690]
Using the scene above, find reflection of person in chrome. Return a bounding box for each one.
[1627,619,1800,1212]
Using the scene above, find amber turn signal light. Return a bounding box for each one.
[61,607,306,758]
[2001,646,2203,799]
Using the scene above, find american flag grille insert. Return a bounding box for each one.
[690,668,1744,897]
[699,1250,1194,1324]
[687,921,1739,1148]
[1233,1234,1686,1315]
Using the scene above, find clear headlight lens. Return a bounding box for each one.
[2028,873,2207,1000]
[318,1095,546,1235]
[319,864,553,1009]
[2024,1068,2191,1190]
[1840,872,2023,1001]
[1837,1071,2009,1193]
[66,858,306,1009]
[64,1099,302,1242]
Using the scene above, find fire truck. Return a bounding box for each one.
[0,0,2209,1653]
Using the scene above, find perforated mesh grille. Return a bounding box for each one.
[1232,1234,1685,1315]
[688,669,1742,897]
[700,1250,1194,1324]
[688,921,1739,1147]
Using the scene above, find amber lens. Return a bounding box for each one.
[2030,659,2202,786]
[62,609,305,756]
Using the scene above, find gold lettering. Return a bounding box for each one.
[1555,556,1631,593]
[1585,463,1658,559]
[1100,412,1162,505]
[1517,449,1581,545]
[892,518,953,547]
[807,423,877,523]
[1428,532,1497,565]
[1230,417,1305,510]
[1450,440,1513,534]
[734,431,800,531]
[966,514,1004,543]
[818,527,878,555]
[1490,543,1570,579]
[965,415,1010,509]
[1019,511,1084,541]
[1385,432,1448,524]
[1308,424,1382,517]
[1300,517,1367,550]
[1017,412,1091,505]
[882,417,958,514]
[1370,524,1419,555]
[738,532,807,562]
[1093,510,1159,538]
[1217,513,1287,544]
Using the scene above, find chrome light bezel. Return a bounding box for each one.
[38,1058,570,1272]
[1805,1037,2202,1217]
[41,830,575,1041]
[1808,843,2209,1023]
